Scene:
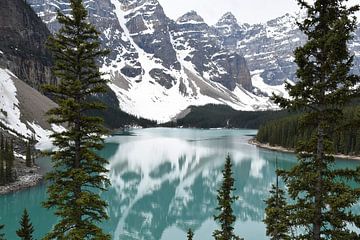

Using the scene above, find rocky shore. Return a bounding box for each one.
[249,138,360,161]
[0,158,44,195]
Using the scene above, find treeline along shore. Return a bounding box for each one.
[255,105,360,158]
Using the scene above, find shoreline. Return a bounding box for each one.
[249,138,360,161]
[3,133,360,196]
[0,161,44,195]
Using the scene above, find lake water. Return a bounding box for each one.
[1,128,359,239]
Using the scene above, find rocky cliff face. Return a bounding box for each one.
[171,11,252,91]
[0,0,53,89]
[0,0,61,144]
[215,12,246,50]
[24,0,360,120]
[27,0,264,121]
[214,12,360,86]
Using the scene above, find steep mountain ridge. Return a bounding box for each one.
[26,0,360,121]
[214,12,360,85]
[28,0,275,122]
[0,67,58,148]
[171,11,252,91]
[215,12,246,50]
[0,0,62,147]
[0,0,53,89]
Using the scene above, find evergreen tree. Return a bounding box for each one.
[0,147,4,186]
[30,134,36,165]
[0,135,5,185]
[25,142,32,167]
[0,134,3,153]
[5,140,13,183]
[42,0,110,239]
[16,209,34,240]
[187,228,194,240]
[213,155,242,240]
[0,224,5,240]
[271,1,360,239]
[9,141,14,182]
[264,160,291,240]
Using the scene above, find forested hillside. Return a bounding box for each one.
[165,104,291,129]
[256,106,360,155]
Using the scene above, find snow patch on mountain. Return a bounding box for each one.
[28,0,294,122]
[251,70,293,99]
[0,68,63,150]
[0,68,31,135]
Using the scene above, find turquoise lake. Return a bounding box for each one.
[1,128,360,239]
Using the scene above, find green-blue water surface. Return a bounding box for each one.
[1,128,359,239]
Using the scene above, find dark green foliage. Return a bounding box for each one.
[187,228,194,240]
[257,114,305,149]
[264,163,291,240]
[25,141,32,167]
[256,106,360,155]
[0,224,5,240]
[98,107,157,129]
[0,135,4,186]
[16,209,34,240]
[162,104,291,129]
[0,154,4,185]
[43,0,110,239]
[213,155,242,240]
[0,136,16,185]
[5,141,14,183]
[268,0,360,239]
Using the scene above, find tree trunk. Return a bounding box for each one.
[313,123,324,240]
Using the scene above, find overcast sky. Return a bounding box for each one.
[157,0,360,25]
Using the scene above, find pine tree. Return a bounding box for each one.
[0,134,3,152]
[9,141,14,182]
[0,147,4,186]
[213,155,242,240]
[0,224,5,240]
[5,140,13,183]
[0,135,5,185]
[271,1,360,239]
[187,228,194,240]
[42,0,110,239]
[30,134,36,165]
[264,160,291,240]
[25,142,32,167]
[16,209,34,240]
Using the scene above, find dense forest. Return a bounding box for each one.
[88,106,157,129]
[256,106,360,155]
[0,135,15,185]
[164,104,291,129]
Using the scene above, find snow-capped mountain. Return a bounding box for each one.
[0,0,62,148]
[27,0,360,121]
[0,67,59,149]
[214,12,360,86]
[28,0,279,122]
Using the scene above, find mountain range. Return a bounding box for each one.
[28,0,298,121]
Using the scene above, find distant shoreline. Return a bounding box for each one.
[249,138,360,161]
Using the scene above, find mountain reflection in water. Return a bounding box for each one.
[1,128,359,240]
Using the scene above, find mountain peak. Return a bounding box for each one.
[177,10,204,24]
[216,12,238,26]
